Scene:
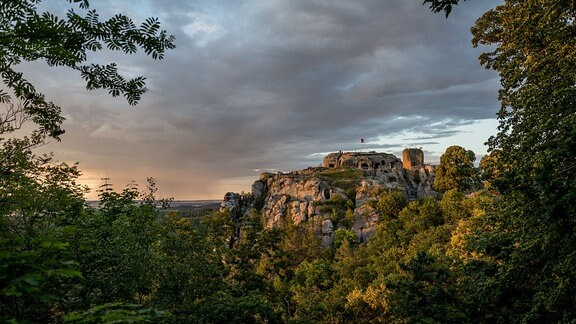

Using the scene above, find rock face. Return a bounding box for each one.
[256,171,347,228]
[222,151,437,247]
[220,192,251,218]
[220,192,253,247]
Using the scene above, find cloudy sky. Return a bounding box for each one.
[25,0,501,200]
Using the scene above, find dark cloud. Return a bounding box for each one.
[22,0,502,199]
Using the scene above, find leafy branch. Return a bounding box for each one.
[0,0,175,139]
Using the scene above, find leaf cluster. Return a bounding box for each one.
[0,0,175,139]
[422,0,468,17]
[433,145,478,193]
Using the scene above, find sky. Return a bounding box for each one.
[21,0,502,200]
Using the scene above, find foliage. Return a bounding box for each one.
[0,135,86,322]
[433,145,477,193]
[339,193,483,323]
[472,1,576,209]
[315,195,355,228]
[466,1,576,321]
[423,0,576,321]
[479,149,502,192]
[150,212,231,321]
[72,181,165,306]
[319,168,363,192]
[338,208,356,229]
[63,302,170,323]
[0,1,175,323]
[193,292,281,324]
[0,0,175,138]
[423,0,468,17]
[333,229,360,250]
[376,189,408,221]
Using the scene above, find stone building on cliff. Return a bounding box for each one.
[222,148,437,247]
[322,148,428,173]
[322,151,402,171]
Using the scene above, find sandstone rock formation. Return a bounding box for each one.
[222,150,437,247]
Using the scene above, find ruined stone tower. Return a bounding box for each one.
[402,148,424,170]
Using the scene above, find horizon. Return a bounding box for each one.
[26,0,501,201]
[81,141,493,201]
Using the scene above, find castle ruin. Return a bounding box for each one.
[322,148,427,173]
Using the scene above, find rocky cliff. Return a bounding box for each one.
[221,150,436,246]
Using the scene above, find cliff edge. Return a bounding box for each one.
[221,149,436,246]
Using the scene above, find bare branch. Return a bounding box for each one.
[0,101,30,134]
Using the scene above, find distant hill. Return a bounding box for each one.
[87,200,221,217]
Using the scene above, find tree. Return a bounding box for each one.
[0,136,86,322]
[376,189,407,221]
[382,252,466,323]
[469,2,576,321]
[439,189,470,224]
[0,3,175,317]
[150,212,229,321]
[472,2,576,210]
[73,182,163,306]
[425,1,576,321]
[433,145,477,193]
[0,0,175,139]
[290,259,335,321]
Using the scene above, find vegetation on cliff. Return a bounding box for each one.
[318,168,363,193]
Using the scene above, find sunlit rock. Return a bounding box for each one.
[221,150,437,247]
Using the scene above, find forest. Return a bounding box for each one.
[1,0,576,323]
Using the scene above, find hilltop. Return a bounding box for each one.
[221,149,437,245]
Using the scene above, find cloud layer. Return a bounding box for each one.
[26,0,501,199]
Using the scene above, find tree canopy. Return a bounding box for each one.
[472,1,576,206]
[0,0,175,139]
[433,145,476,193]
[421,0,576,321]
[469,1,576,320]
